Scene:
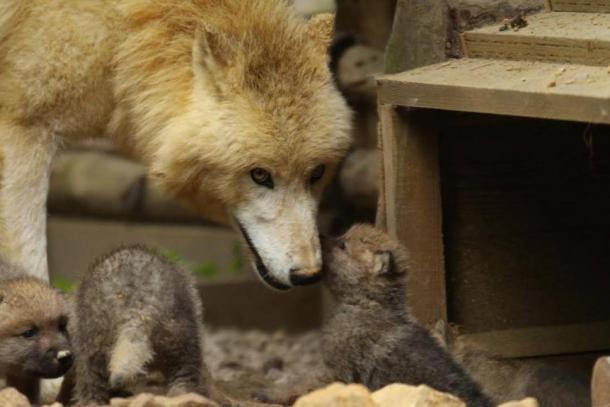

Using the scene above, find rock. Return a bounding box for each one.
[385,0,448,73]
[592,356,610,407]
[339,149,378,210]
[110,393,218,407]
[293,383,377,407]
[293,0,335,16]
[498,398,539,407]
[371,383,466,407]
[0,388,31,407]
[43,403,64,407]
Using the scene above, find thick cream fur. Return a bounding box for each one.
[0,0,352,282]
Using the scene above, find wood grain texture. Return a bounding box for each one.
[378,105,447,328]
[379,58,610,124]
[440,119,610,334]
[550,0,610,12]
[463,12,610,66]
[459,321,610,358]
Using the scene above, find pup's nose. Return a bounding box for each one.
[57,350,73,368]
[289,266,322,286]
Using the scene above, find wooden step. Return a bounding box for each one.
[547,0,610,13]
[377,58,610,124]
[462,11,610,66]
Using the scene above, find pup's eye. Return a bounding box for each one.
[250,168,274,189]
[310,165,325,184]
[338,240,346,250]
[21,326,38,339]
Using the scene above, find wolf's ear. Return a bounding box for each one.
[373,250,402,278]
[192,28,233,98]
[307,13,335,52]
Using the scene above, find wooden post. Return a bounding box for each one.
[378,105,447,328]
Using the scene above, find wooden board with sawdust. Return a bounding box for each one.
[549,0,610,12]
[462,12,610,66]
[378,58,610,124]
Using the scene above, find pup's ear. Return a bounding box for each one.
[307,13,335,52]
[373,250,402,278]
[192,28,233,99]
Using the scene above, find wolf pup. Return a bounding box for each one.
[0,0,351,289]
[73,246,223,406]
[321,224,494,407]
[0,261,73,404]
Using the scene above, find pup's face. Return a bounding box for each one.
[0,279,73,378]
[322,224,409,299]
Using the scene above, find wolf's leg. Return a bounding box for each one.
[0,122,56,281]
[165,328,203,397]
[74,351,110,406]
[108,321,154,390]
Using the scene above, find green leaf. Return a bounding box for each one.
[230,241,244,273]
[52,276,77,293]
[192,262,220,279]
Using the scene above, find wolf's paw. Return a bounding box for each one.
[109,368,146,390]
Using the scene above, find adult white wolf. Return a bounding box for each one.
[0,0,351,289]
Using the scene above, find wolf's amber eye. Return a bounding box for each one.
[21,326,38,339]
[251,168,274,189]
[310,164,325,184]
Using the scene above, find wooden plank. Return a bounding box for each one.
[459,321,610,358]
[550,0,610,12]
[463,12,610,66]
[441,120,610,333]
[378,105,447,328]
[378,58,610,124]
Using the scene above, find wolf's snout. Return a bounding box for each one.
[50,349,73,371]
[289,266,322,286]
[57,350,73,364]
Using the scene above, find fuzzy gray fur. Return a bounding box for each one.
[72,246,215,406]
[321,224,493,407]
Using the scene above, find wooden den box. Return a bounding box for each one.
[377,59,610,358]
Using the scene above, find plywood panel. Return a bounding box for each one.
[378,58,610,124]
[549,0,610,12]
[440,119,610,333]
[378,106,447,328]
[463,12,610,66]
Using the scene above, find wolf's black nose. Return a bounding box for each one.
[289,267,322,286]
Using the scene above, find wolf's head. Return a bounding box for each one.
[0,277,73,378]
[153,4,352,290]
[322,225,410,302]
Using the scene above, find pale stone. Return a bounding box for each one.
[294,382,377,407]
[499,398,539,407]
[110,393,218,407]
[0,388,31,407]
[371,383,466,407]
[593,356,610,407]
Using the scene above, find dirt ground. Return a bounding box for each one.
[204,328,324,399]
